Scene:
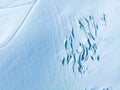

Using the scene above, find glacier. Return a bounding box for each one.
[0,0,120,90]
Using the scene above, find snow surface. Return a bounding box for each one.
[0,0,120,90]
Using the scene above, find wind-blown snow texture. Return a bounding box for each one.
[0,0,120,90]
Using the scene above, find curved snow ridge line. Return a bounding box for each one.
[0,0,37,9]
[0,1,37,49]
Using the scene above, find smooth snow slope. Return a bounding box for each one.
[0,0,36,48]
[0,0,120,90]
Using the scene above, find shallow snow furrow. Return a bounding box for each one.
[0,1,37,48]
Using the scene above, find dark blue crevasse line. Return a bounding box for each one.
[91,56,94,60]
[97,55,100,61]
[77,52,82,73]
[69,35,74,52]
[78,20,84,29]
[88,32,95,40]
[92,43,97,55]
[101,13,107,26]
[88,15,99,37]
[64,39,68,50]
[81,45,85,61]
[87,38,92,50]
[66,53,72,64]
[79,20,88,37]
[93,21,99,36]
[62,57,65,65]
[71,28,75,38]
[85,47,88,59]
[83,16,96,40]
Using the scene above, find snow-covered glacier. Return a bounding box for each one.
[0,0,120,90]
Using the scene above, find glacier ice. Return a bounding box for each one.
[61,14,106,74]
[0,0,120,90]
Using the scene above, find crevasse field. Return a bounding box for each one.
[0,0,120,90]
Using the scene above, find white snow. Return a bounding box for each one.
[0,0,119,90]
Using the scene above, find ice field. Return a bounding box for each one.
[0,0,120,90]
